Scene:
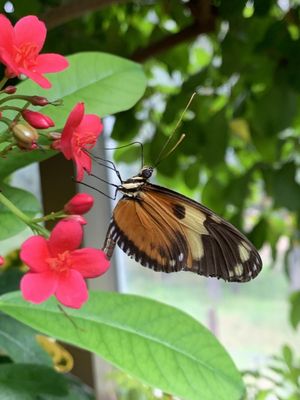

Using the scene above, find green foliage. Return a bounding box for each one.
[290,291,300,329]
[245,345,300,399]
[0,363,68,399]
[0,184,40,240]
[0,313,51,365]
[0,52,146,180]
[0,291,245,400]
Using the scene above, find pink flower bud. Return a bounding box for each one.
[29,96,50,106]
[3,85,16,94]
[0,256,4,266]
[22,110,55,129]
[64,193,94,215]
[64,215,87,225]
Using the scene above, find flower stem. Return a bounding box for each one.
[0,191,32,224]
[0,77,8,91]
[0,192,50,238]
[32,211,66,223]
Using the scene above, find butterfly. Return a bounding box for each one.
[102,165,262,283]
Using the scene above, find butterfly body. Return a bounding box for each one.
[103,166,262,282]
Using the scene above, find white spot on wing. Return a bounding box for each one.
[239,243,251,262]
[178,253,184,262]
[234,263,244,276]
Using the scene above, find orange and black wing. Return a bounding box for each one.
[103,183,262,282]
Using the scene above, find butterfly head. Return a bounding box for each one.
[138,166,154,180]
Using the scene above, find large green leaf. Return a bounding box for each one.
[0,52,146,180]
[0,184,40,240]
[0,313,51,365]
[0,291,245,400]
[0,363,68,399]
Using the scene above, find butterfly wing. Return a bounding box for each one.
[103,183,262,282]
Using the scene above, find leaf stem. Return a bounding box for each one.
[0,77,8,91]
[0,191,50,238]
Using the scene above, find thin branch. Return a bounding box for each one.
[131,20,215,62]
[41,0,130,30]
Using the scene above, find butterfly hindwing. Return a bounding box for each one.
[103,183,262,282]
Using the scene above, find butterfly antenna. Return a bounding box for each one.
[154,92,196,166]
[105,141,144,168]
[155,133,186,166]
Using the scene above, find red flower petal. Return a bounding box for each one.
[0,15,19,76]
[48,219,83,256]
[60,103,84,158]
[36,53,69,73]
[56,269,88,308]
[78,114,103,136]
[74,150,92,181]
[70,248,110,278]
[20,236,50,272]
[14,16,46,53]
[21,271,57,304]
[19,67,52,89]
[0,14,14,53]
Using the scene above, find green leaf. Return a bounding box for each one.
[290,291,300,329]
[0,184,40,240]
[273,162,300,211]
[0,313,51,366]
[183,163,200,190]
[49,374,95,400]
[0,363,68,400]
[0,52,146,179]
[202,177,226,214]
[0,269,23,296]
[0,291,245,400]
[282,345,293,368]
[248,218,268,250]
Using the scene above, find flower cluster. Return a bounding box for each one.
[0,14,110,308]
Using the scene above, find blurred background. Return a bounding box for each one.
[1,0,300,398]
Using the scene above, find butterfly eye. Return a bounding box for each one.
[141,167,153,179]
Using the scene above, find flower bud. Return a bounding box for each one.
[3,85,16,94]
[64,215,87,225]
[22,110,54,129]
[48,131,62,140]
[64,193,94,215]
[29,96,50,106]
[12,123,39,149]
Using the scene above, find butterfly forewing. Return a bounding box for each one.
[103,183,262,282]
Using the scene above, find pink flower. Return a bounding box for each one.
[20,219,110,308]
[64,193,94,215]
[0,14,69,88]
[53,103,103,181]
[0,256,4,266]
[22,109,54,129]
